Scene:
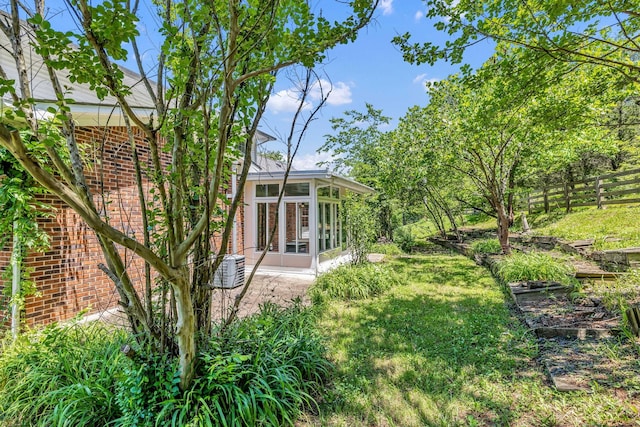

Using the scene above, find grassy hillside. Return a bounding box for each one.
[398,205,640,251]
[526,205,640,250]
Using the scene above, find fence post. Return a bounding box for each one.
[543,188,549,213]
[595,176,603,209]
[564,183,571,213]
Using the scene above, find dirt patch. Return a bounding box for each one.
[210,273,315,322]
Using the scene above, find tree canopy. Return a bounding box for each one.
[394,0,640,83]
[0,0,379,390]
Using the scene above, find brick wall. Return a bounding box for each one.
[0,126,245,327]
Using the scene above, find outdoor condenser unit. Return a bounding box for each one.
[212,255,245,289]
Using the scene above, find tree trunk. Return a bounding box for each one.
[506,160,518,228]
[496,206,511,255]
[173,275,196,390]
[423,197,447,238]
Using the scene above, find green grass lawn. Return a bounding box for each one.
[528,205,640,250]
[304,253,640,427]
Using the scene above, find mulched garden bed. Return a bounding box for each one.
[541,337,640,393]
[518,293,619,330]
[508,281,621,340]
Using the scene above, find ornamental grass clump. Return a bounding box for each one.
[310,262,402,305]
[0,303,329,427]
[117,301,330,427]
[0,322,127,427]
[470,238,503,255]
[497,251,575,285]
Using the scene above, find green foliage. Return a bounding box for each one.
[588,270,640,316]
[470,238,503,255]
[394,0,640,84]
[370,242,403,256]
[392,225,416,253]
[117,302,329,427]
[0,323,128,427]
[497,252,576,285]
[0,146,53,316]
[320,104,391,181]
[464,212,496,228]
[343,193,378,265]
[310,263,402,305]
[115,353,179,427]
[0,304,329,427]
[260,149,284,161]
[393,220,437,251]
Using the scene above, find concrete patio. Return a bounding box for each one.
[87,255,353,327]
[209,254,352,321]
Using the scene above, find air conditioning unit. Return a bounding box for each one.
[212,255,245,289]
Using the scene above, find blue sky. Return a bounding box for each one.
[37,0,495,169]
[260,0,496,169]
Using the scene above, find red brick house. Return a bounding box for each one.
[0,21,372,327]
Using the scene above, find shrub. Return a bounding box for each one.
[0,305,329,427]
[470,238,503,255]
[0,322,127,427]
[117,302,330,427]
[370,242,403,256]
[310,263,402,304]
[393,226,416,253]
[497,252,576,285]
[343,194,378,265]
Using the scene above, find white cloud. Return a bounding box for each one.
[414,10,424,21]
[307,79,354,106]
[267,89,312,114]
[268,79,353,114]
[413,73,440,88]
[413,73,427,84]
[292,151,338,171]
[314,80,353,106]
[379,0,393,16]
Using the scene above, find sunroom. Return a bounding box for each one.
[243,159,374,272]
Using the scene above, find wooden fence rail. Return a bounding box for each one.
[526,167,640,214]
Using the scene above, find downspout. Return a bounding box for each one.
[312,180,319,277]
[231,165,238,254]
[11,220,21,340]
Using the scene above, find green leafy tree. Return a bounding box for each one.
[320,104,397,238]
[320,103,467,242]
[0,0,379,389]
[421,50,616,253]
[321,103,391,184]
[394,0,640,83]
[388,105,469,240]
